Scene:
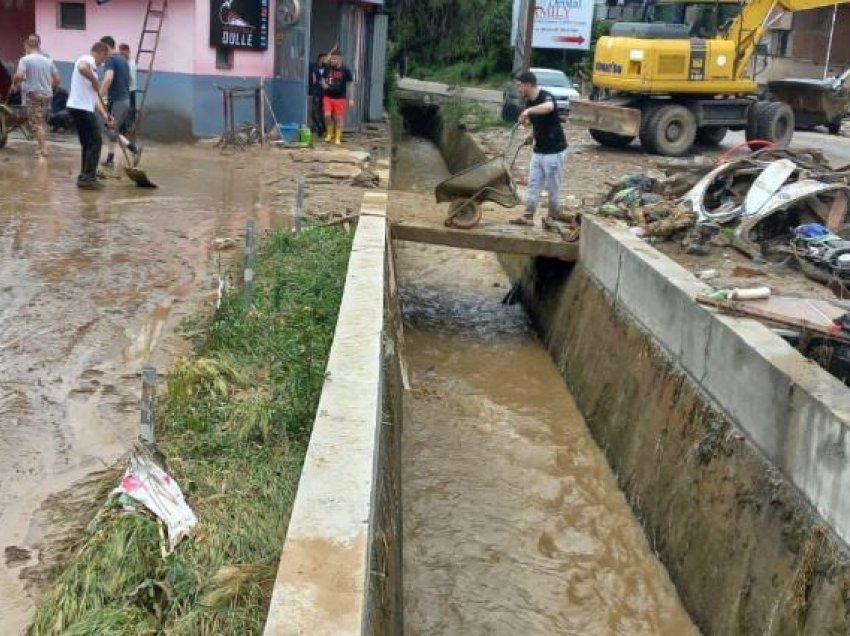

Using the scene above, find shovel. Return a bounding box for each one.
[116,133,157,188]
[99,95,157,188]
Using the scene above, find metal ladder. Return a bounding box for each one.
[130,0,168,141]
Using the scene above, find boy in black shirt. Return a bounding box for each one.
[509,70,568,231]
[309,53,327,137]
[323,51,354,145]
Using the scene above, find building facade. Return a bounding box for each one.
[762,5,850,82]
[0,0,387,139]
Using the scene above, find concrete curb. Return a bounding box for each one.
[581,217,850,546]
[264,197,388,636]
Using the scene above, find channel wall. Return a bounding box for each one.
[263,190,405,636]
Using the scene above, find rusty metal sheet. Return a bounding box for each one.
[570,99,641,137]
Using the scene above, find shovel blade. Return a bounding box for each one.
[125,167,157,189]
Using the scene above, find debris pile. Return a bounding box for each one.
[597,148,850,274]
[597,168,699,239]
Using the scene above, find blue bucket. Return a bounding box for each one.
[279,123,300,142]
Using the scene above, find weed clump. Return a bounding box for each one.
[29,226,352,635]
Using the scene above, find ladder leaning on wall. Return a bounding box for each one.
[130,0,168,142]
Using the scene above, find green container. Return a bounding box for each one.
[299,125,313,146]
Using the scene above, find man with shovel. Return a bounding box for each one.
[67,41,114,190]
[99,36,140,169]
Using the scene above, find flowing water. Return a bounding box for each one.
[393,134,699,635]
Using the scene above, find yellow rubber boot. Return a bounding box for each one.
[324,123,334,143]
[334,127,343,145]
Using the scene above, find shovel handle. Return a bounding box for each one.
[98,94,133,166]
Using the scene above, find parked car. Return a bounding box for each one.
[502,68,581,122]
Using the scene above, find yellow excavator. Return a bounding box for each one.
[571,0,850,155]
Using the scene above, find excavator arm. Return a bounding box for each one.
[727,0,850,78]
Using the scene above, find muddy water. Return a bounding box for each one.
[394,135,698,635]
[0,140,297,632]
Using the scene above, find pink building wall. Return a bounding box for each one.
[34,0,276,78]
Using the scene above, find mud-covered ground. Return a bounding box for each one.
[0,128,386,633]
[473,124,850,301]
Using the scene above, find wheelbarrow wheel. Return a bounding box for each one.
[445,199,483,230]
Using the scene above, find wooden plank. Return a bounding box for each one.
[696,295,850,344]
[391,218,579,261]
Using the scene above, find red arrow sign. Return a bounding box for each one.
[554,35,586,45]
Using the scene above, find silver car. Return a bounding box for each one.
[502,68,580,121]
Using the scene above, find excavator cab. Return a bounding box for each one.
[593,0,753,96]
[645,0,742,38]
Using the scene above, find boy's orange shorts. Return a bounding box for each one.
[323,96,347,119]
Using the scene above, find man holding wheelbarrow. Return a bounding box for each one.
[509,71,568,231]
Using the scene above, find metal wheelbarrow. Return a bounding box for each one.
[0,100,32,150]
[435,124,524,229]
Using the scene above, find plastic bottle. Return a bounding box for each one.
[729,287,771,300]
[299,125,313,146]
[708,287,771,301]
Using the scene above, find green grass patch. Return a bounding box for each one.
[441,97,507,132]
[29,225,353,635]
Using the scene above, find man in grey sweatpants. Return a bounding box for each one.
[510,70,568,231]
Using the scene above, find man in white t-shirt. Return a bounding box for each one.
[67,41,113,190]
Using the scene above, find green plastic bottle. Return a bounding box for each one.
[299,125,313,146]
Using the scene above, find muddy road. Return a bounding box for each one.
[0,139,303,633]
[393,134,698,634]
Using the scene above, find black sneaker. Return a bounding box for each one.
[77,179,105,191]
[101,158,115,168]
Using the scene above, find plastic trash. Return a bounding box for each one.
[114,452,198,554]
[707,287,771,301]
[697,269,718,280]
[299,125,313,146]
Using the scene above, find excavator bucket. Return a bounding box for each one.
[571,99,641,138]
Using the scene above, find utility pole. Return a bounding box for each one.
[513,0,536,73]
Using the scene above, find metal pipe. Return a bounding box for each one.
[824,3,838,79]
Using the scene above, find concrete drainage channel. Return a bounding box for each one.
[263,108,850,635]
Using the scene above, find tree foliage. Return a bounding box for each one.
[386,0,514,82]
[385,1,608,86]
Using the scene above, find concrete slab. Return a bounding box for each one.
[390,191,578,260]
[361,192,388,218]
[579,219,623,295]
[396,77,502,105]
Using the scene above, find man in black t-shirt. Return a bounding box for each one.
[509,70,568,231]
[322,51,354,145]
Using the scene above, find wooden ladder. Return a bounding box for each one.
[130,0,168,141]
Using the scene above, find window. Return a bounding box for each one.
[58,3,86,30]
[216,48,234,70]
[774,30,790,57]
